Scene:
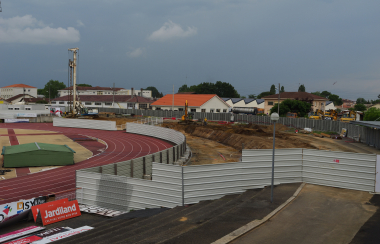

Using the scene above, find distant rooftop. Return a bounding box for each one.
[2,84,36,89]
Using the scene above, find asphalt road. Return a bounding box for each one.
[231,184,377,244]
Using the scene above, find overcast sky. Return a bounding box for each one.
[0,0,379,100]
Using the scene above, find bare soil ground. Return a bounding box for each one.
[162,121,378,165]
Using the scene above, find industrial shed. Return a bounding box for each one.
[2,142,76,168]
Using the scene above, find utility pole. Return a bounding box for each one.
[0,1,2,12]
[172,85,174,111]
[68,48,79,114]
[278,83,280,114]
[113,83,115,108]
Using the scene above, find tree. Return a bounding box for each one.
[320,91,331,98]
[248,94,256,99]
[190,81,240,98]
[77,84,92,87]
[178,84,191,93]
[311,91,321,96]
[240,96,246,99]
[146,86,163,98]
[298,84,305,92]
[270,84,276,94]
[257,91,273,99]
[364,107,380,121]
[270,99,311,117]
[40,80,66,99]
[280,86,285,93]
[37,89,44,95]
[356,98,367,104]
[354,103,367,112]
[328,94,343,106]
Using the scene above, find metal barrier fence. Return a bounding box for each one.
[53,118,117,131]
[76,148,379,212]
[92,107,371,142]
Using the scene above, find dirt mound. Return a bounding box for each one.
[163,122,317,151]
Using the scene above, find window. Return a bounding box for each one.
[201,109,206,112]
[28,89,30,92]
[59,102,64,104]
[8,108,13,110]
[179,108,184,111]
[191,109,196,112]
[25,108,31,110]
[93,92,95,94]
[67,102,72,104]
[105,102,112,105]
[127,103,134,107]
[268,102,273,105]
[210,109,215,113]
[223,109,227,112]
[85,102,92,105]
[140,104,147,109]
[95,102,101,105]
[51,102,56,104]
[155,107,161,110]
[14,108,20,110]
[97,91,103,95]
[216,109,220,113]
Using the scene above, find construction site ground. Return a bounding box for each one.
[161,121,379,165]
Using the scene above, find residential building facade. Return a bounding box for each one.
[150,94,230,113]
[52,95,153,109]
[58,87,152,98]
[1,84,37,100]
[262,92,328,114]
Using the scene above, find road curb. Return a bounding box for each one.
[212,182,306,244]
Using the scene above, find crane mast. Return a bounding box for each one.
[68,48,79,114]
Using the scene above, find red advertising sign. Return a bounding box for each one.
[5,235,42,244]
[333,159,340,163]
[40,200,81,226]
[31,199,68,222]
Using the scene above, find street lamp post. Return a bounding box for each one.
[270,112,279,203]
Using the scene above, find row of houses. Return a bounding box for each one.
[1,83,358,115]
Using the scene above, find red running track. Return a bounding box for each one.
[0,123,173,204]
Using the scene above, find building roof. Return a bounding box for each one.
[151,94,228,107]
[230,98,243,104]
[53,95,153,103]
[326,101,333,105]
[24,97,48,103]
[256,99,265,104]
[60,86,123,91]
[221,98,231,102]
[2,84,36,89]
[2,142,75,155]
[243,98,255,104]
[350,121,380,129]
[261,92,327,100]
[6,94,35,103]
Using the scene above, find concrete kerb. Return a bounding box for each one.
[212,182,306,244]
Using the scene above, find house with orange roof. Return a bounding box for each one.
[150,94,230,113]
[1,84,37,100]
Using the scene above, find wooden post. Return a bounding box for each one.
[160,152,162,163]
[99,166,102,174]
[114,163,117,175]
[143,157,146,175]
[167,150,169,164]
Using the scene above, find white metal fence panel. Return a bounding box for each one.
[183,149,303,205]
[303,149,377,192]
[77,164,182,212]
[53,118,117,131]
[126,122,185,145]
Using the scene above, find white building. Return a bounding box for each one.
[58,86,152,98]
[151,94,230,112]
[222,98,265,109]
[52,95,153,109]
[325,101,337,111]
[1,84,37,100]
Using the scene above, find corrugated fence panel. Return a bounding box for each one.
[183,149,304,205]
[77,164,182,212]
[126,123,185,145]
[303,149,376,192]
[53,118,117,131]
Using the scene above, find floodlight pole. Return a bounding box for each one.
[270,112,279,203]
[271,121,276,203]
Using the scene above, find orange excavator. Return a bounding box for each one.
[179,100,195,124]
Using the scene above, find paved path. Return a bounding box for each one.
[0,123,172,204]
[232,184,377,244]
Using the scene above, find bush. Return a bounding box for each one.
[364,107,380,121]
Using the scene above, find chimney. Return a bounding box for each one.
[131,87,134,98]
[140,88,143,97]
